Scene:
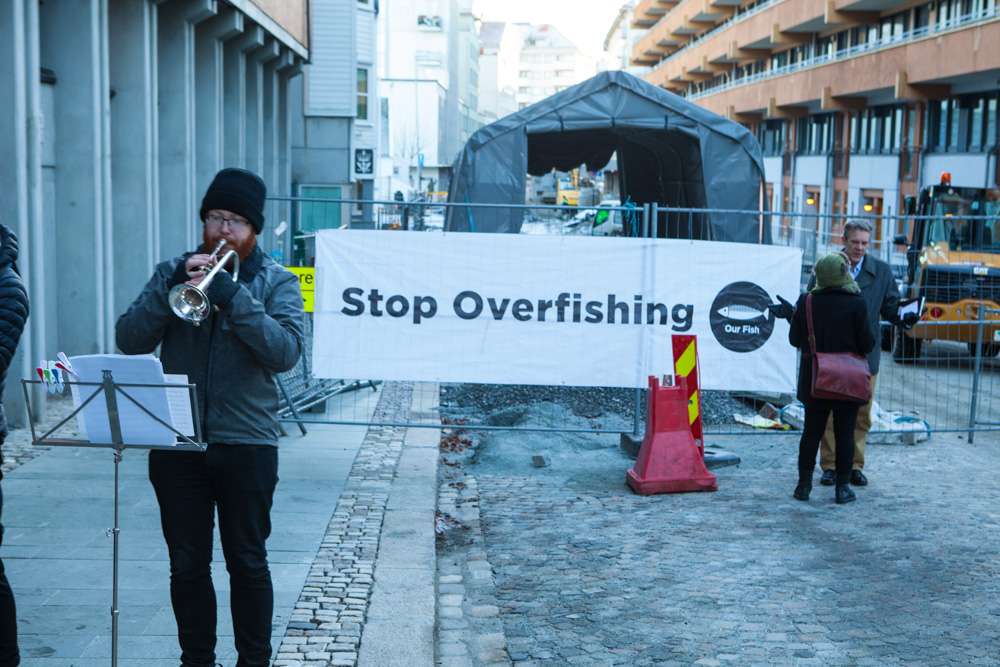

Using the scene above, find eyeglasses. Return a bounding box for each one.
[205,213,250,230]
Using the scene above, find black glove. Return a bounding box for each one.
[768,295,795,323]
[902,312,919,329]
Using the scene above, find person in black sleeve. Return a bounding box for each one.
[0,221,29,667]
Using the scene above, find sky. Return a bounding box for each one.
[472,0,627,60]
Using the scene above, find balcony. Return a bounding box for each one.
[633,0,679,28]
[678,7,999,116]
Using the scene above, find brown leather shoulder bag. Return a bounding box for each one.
[806,293,872,402]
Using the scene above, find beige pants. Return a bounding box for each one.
[819,374,878,472]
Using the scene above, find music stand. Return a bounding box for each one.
[22,371,205,667]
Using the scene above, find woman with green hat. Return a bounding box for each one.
[788,253,875,504]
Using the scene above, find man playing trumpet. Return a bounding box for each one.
[116,168,304,667]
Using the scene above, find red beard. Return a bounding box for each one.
[202,228,257,266]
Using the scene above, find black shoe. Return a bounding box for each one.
[793,484,811,501]
[835,485,856,504]
[820,469,835,486]
[850,470,868,486]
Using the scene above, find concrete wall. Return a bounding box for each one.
[922,154,992,189]
[1,0,305,426]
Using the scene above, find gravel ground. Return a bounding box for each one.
[439,383,752,429]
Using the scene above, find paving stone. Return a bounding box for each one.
[434,415,1000,666]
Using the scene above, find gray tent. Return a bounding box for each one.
[446,71,769,243]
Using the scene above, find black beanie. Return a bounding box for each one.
[200,168,267,233]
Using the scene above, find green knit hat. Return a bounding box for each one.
[811,252,860,293]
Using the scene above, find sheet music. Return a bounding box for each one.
[68,354,178,447]
[164,374,196,438]
[898,298,924,319]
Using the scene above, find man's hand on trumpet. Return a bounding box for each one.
[183,238,230,286]
[183,253,217,285]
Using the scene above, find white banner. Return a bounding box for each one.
[313,229,801,391]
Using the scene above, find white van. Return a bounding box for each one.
[590,200,624,236]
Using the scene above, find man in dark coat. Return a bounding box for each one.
[0,221,29,667]
[811,219,916,487]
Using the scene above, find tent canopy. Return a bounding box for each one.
[446,71,769,243]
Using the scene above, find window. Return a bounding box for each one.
[757,120,785,156]
[299,185,344,231]
[356,69,368,120]
[927,93,1000,152]
[836,30,849,52]
[797,115,836,155]
[817,34,837,59]
[914,3,931,30]
[850,106,904,153]
[970,97,984,149]
[987,97,998,149]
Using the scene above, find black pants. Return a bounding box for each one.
[0,483,20,667]
[149,445,278,667]
[799,405,859,486]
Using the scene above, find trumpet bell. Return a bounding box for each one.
[169,284,211,323]
[169,247,239,325]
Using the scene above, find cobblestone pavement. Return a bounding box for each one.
[437,422,1000,666]
[275,381,412,666]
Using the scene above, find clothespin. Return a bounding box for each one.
[48,361,64,393]
[38,360,56,394]
[54,351,82,379]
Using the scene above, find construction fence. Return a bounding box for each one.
[274,196,1000,442]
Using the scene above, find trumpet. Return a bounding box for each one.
[169,239,240,325]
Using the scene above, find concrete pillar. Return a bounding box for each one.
[108,0,160,324]
[223,25,264,168]
[246,39,279,178]
[262,55,281,205]
[156,0,215,258]
[0,0,45,425]
[39,0,110,356]
[194,7,242,197]
[274,63,301,262]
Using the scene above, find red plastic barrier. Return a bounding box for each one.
[672,334,704,456]
[626,375,718,495]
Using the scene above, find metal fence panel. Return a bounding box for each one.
[273,197,1000,439]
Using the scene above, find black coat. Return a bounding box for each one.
[0,224,30,445]
[789,288,875,410]
[806,254,900,374]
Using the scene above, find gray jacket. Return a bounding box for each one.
[115,245,304,446]
[808,253,900,375]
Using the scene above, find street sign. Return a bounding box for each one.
[418,153,424,167]
[287,267,315,313]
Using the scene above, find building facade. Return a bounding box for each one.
[478,21,521,124]
[1,0,307,423]
[378,0,483,196]
[515,24,596,110]
[631,0,999,245]
[291,0,378,228]
[601,1,648,76]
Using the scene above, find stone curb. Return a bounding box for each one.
[274,381,414,667]
[437,427,511,667]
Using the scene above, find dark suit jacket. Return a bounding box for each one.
[807,254,900,374]
[789,288,876,409]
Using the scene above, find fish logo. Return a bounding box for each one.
[710,282,776,353]
[716,304,767,321]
